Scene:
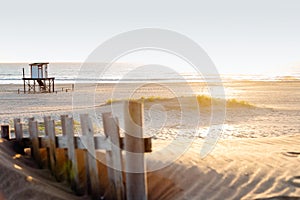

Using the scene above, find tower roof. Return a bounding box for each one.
[29,63,49,66]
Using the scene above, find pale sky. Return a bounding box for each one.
[0,0,299,75]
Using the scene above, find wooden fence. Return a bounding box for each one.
[1,101,151,200]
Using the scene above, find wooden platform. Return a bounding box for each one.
[22,77,55,93]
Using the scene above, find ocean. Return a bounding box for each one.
[1,62,299,84]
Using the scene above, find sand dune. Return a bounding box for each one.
[147,135,300,199]
[0,138,89,200]
[1,135,299,199]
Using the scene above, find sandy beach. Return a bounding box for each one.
[2,0,300,199]
[148,134,300,199]
[1,132,299,199]
[0,82,300,199]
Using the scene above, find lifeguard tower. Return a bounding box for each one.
[22,63,55,93]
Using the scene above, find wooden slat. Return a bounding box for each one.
[119,137,152,153]
[13,135,150,152]
[1,125,9,140]
[39,136,48,148]
[102,113,114,191]
[93,136,111,150]
[124,101,148,200]
[55,135,111,150]
[29,120,42,167]
[61,115,68,136]
[56,136,67,148]
[60,115,68,181]
[80,114,101,199]
[14,118,23,141]
[44,117,57,177]
[64,117,80,194]
[103,113,125,200]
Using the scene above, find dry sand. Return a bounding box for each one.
[0,84,300,199]
[1,135,299,200]
[147,135,300,199]
[0,138,89,200]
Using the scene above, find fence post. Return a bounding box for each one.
[44,116,57,177]
[14,118,23,141]
[61,115,68,135]
[64,116,80,194]
[103,112,125,200]
[80,114,101,199]
[60,114,69,180]
[1,125,9,140]
[29,119,42,167]
[124,101,148,200]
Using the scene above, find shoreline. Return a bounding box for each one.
[1,77,300,86]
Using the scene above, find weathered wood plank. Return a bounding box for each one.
[124,101,148,200]
[39,136,48,148]
[1,125,9,140]
[44,116,57,177]
[60,115,69,182]
[103,112,125,200]
[14,118,23,141]
[119,137,151,153]
[55,135,110,150]
[64,117,80,194]
[61,115,68,136]
[103,113,115,186]
[93,136,111,151]
[80,114,101,199]
[29,120,42,167]
[14,134,151,153]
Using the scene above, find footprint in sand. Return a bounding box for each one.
[282,151,300,158]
